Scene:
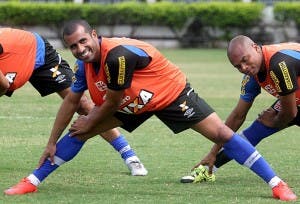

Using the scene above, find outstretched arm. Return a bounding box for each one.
[69,89,124,138]
[195,99,253,173]
[38,91,83,167]
[258,93,297,128]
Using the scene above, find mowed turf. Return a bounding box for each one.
[1,48,299,204]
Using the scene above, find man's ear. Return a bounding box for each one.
[91,29,98,38]
[252,43,261,53]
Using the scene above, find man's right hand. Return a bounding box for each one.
[193,151,217,174]
[193,143,222,174]
[37,143,57,169]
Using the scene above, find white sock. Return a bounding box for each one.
[27,174,41,186]
[268,176,282,188]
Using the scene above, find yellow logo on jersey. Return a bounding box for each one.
[72,64,79,83]
[270,71,281,92]
[73,63,78,73]
[279,61,293,90]
[241,75,250,95]
[118,56,126,85]
[104,64,111,84]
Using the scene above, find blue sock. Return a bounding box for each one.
[32,133,84,182]
[242,120,279,146]
[110,135,136,161]
[223,133,276,183]
[214,121,279,168]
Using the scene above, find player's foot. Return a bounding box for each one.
[4,178,37,195]
[272,181,297,201]
[127,160,148,176]
[180,165,215,183]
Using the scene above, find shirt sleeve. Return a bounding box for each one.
[269,50,300,96]
[71,60,88,93]
[240,74,261,103]
[104,45,151,90]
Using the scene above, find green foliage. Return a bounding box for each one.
[0,2,83,26]
[0,2,262,29]
[274,2,300,27]
[82,2,189,28]
[188,2,264,28]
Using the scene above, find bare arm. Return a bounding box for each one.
[225,99,253,130]
[69,89,124,138]
[211,99,253,152]
[38,91,83,167]
[48,91,84,144]
[258,92,297,128]
[196,99,253,172]
[0,70,10,96]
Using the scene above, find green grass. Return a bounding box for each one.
[1,48,299,204]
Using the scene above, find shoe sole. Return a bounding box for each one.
[180,176,195,183]
[4,189,37,195]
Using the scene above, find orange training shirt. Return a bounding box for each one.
[0,28,37,91]
[85,37,187,114]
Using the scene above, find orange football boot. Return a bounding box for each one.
[272,181,297,201]
[4,178,37,195]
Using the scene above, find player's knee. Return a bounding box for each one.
[215,124,234,144]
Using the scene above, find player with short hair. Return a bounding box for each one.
[0,28,147,190]
[187,35,299,201]
[5,21,297,201]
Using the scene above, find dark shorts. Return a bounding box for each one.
[271,99,300,127]
[114,83,215,133]
[29,38,73,97]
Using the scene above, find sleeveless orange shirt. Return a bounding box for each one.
[85,37,186,114]
[0,28,37,91]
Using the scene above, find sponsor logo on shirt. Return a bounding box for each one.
[5,72,17,84]
[119,89,153,114]
[273,100,281,112]
[263,84,279,97]
[73,63,78,73]
[104,64,111,84]
[270,71,282,92]
[95,81,107,91]
[279,61,293,90]
[241,75,250,95]
[118,56,126,85]
[72,64,78,83]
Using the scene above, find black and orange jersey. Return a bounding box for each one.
[253,43,300,105]
[72,37,187,114]
[0,28,37,91]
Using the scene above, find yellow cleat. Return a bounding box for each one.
[180,165,215,183]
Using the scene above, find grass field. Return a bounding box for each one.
[1,48,299,204]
